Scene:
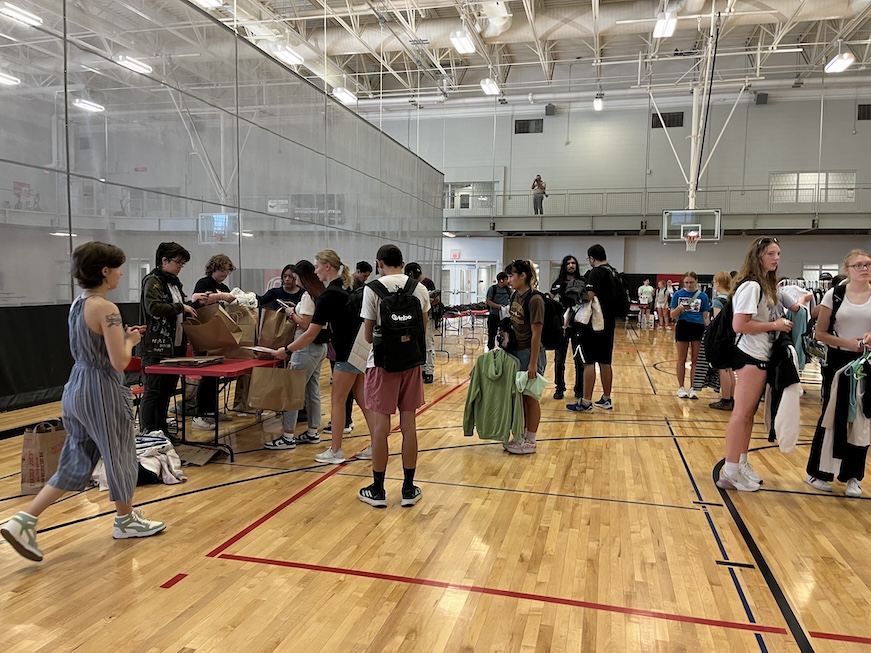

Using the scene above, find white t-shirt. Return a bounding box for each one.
[361,274,431,368]
[733,281,787,361]
[822,287,871,346]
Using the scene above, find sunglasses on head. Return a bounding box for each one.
[756,237,779,248]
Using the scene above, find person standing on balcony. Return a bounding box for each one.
[531,175,547,215]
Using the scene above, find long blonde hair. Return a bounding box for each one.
[315,249,354,289]
[713,270,732,294]
[732,237,778,303]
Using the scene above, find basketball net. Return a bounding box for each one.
[683,233,700,252]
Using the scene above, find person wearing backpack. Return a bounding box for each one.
[805,249,871,497]
[709,271,735,410]
[358,244,430,507]
[504,258,546,454]
[568,244,617,413]
[550,255,584,400]
[485,272,511,351]
[718,237,795,492]
[669,271,711,400]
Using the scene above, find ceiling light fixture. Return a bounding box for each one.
[50,232,77,237]
[272,44,304,66]
[593,92,604,111]
[191,0,223,8]
[117,55,152,74]
[73,98,105,113]
[0,70,20,85]
[332,86,357,105]
[653,12,677,39]
[449,29,476,54]
[825,42,856,73]
[442,231,457,238]
[0,2,42,27]
[480,77,500,96]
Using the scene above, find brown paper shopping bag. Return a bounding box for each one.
[258,308,296,349]
[183,304,243,352]
[20,420,68,495]
[209,305,258,359]
[247,367,305,412]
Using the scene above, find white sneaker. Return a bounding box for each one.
[804,474,832,492]
[113,509,166,539]
[355,444,373,460]
[687,388,699,400]
[741,461,763,485]
[504,440,537,455]
[314,447,345,464]
[845,478,862,497]
[677,387,689,399]
[716,469,760,492]
[192,417,214,431]
[1,512,43,561]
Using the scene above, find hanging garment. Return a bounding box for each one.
[764,333,802,452]
[463,349,525,442]
[819,355,871,474]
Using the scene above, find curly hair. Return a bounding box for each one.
[205,254,235,275]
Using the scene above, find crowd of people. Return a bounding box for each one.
[3,237,869,563]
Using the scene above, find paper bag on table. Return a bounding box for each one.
[209,305,257,359]
[183,304,243,352]
[20,419,67,495]
[258,308,296,350]
[247,367,305,412]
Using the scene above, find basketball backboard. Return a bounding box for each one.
[661,209,721,242]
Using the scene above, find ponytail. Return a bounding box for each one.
[316,249,354,289]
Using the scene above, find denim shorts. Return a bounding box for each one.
[514,347,547,375]
[334,360,364,375]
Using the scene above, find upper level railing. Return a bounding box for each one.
[443,185,871,217]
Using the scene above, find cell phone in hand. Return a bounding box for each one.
[277,299,294,310]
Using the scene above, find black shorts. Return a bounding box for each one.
[577,323,615,365]
[675,320,704,342]
[733,348,768,370]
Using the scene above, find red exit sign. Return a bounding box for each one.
[134,167,147,172]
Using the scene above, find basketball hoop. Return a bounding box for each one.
[683,231,700,252]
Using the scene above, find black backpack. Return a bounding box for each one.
[803,284,847,362]
[604,265,632,317]
[704,279,756,370]
[347,284,364,319]
[522,290,565,350]
[369,277,426,372]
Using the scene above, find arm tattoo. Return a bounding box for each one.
[105,313,123,327]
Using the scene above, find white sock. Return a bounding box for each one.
[524,430,537,444]
[739,453,748,464]
[725,461,740,477]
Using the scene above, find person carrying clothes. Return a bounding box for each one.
[669,271,711,400]
[568,244,617,413]
[265,260,328,450]
[550,254,584,400]
[709,271,736,411]
[2,242,165,562]
[504,258,546,455]
[531,174,547,215]
[805,249,871,498]
[359,244,431,507]
[139,242,200,435]
[191,254,238,431]
[485,272,511,351]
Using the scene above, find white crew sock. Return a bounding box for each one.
[725,461,740,477]
[739,453,748,464]
[524,430,537,444]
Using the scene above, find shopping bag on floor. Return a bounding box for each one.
[20,419,67,495]
[247,366,305,412]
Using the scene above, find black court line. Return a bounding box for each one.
[717,560,756,569]
[637,351,658,394]
[694,500,724,507]
[336,470,700,512]
[713,459,815,652]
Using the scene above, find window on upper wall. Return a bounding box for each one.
[858,104,871,120]
[443,182,494,210]
[802,263,840,283]
[651,112,684,128]
[769,171,856,203]
[514,119,543,134]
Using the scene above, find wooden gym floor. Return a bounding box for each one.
[1,323,869,652]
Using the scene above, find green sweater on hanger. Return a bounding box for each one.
[463,348,525,442]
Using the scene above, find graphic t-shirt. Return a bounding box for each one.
[670,288,711,324]
[509,289,544,350]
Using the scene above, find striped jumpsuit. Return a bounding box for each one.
[49,295,138,503]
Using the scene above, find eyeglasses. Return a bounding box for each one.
[848,262,871,270]
[756,237,779,248]
[171,259,187,267]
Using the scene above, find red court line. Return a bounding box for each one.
[205,465,344,558]
[809,631,871,645]
[217,553,788,637]
[160,573,188,589]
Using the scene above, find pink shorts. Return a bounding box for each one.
[364,366,425,415]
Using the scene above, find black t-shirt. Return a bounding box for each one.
[258,287,304,311]
[312,279,357,361]
[586,265,616,322]
[193,276,230,308]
